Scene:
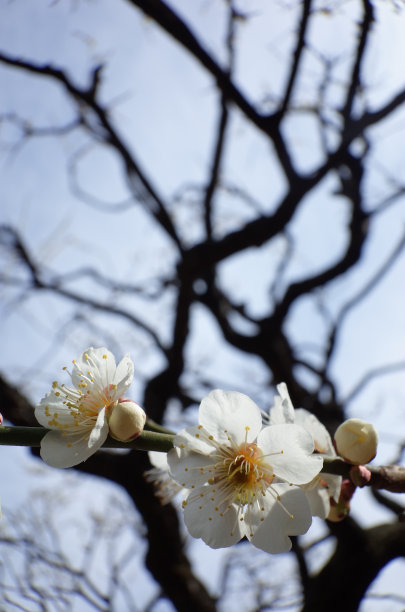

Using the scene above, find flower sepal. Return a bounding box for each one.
[327,479,356,522]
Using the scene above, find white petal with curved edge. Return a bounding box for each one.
[148,450,169,470]
[304,484,331,519]
[295,408,334,455]
[35,390,80,428]
[258,424,322,484]
[72,347,116,391]
[270,383,295,424]
[88,407,108,448]
[173,426,217,455]
[199,390,262,445]
[40,427,109,468]
[323,473,342,503]
[250,485,312,553]
[167,447,214,488]
[183,489,246,548]
[113,353,134,396]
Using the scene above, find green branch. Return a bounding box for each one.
[1,426,404,493]
[0,426,174,453]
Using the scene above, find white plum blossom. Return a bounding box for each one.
[35,347,134,468]
[167,390,323,553]
[269,383,341,519]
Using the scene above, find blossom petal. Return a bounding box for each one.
[113,353,134,396]
[323,473,342,504]
[183,489,246,548]
[40,427,109,468]
[269,383,295,425]
[72,347,117,392]
[167,446,214,489]
[304,484,331,519]
[294,408,334,455]
[199,390,262,445]
[250,485,312,553]
[258,424,323,484]
[35,390,80,429]
[173,426,217,456]
[148,450,169,470]
[302,472,341,518]
[88,407,108,448]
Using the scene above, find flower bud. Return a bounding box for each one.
[334,418,378,465]
[108,399,146,442]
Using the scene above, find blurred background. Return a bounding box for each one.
[1,0,405,610]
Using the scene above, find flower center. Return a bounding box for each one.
[206,441,274,507]
[179,424,295,541]
[46,374,117,435]
[226,443,267,486]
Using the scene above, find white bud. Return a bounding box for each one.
[108,400,146,442]
[334,418,378,465]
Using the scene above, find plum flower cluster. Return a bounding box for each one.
[166,389,325,554]
[35,348,379,554]
[35,347,145,468]
[151,385,376,553]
